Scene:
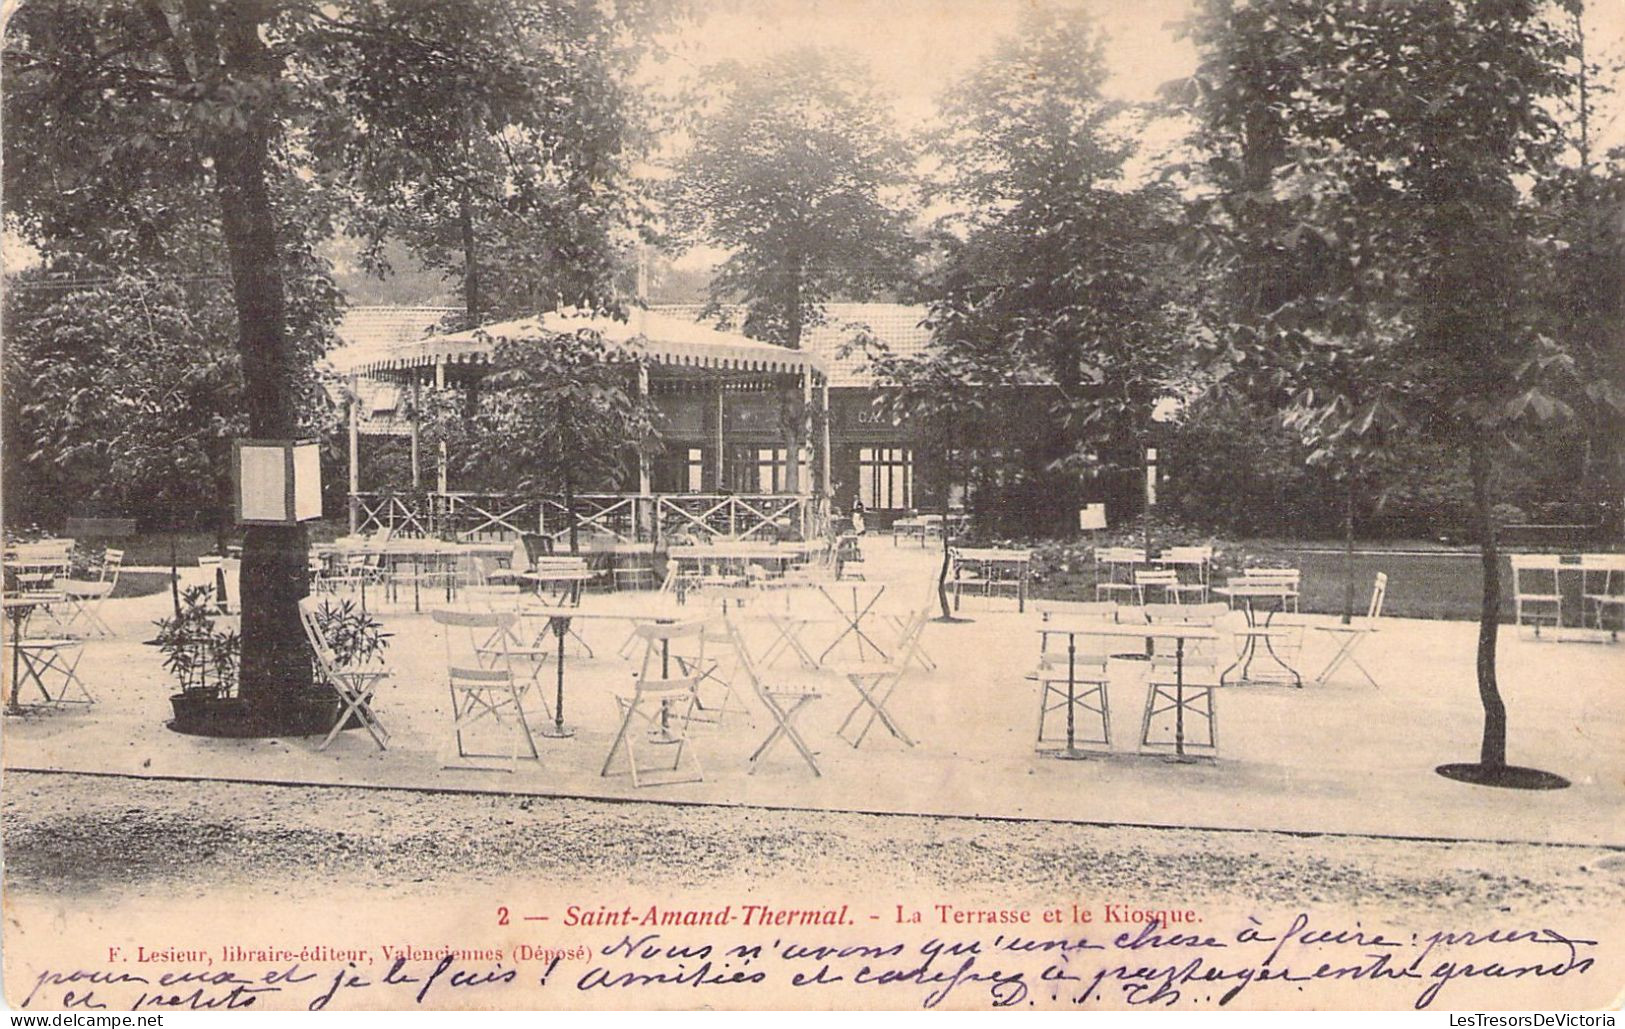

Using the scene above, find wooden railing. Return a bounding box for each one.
[350,490,829,546]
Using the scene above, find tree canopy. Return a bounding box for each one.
[1,0,660,728]
[463,330,658,553]
[922,5,1188,532]
[667,47,919,349]
[1171,0,1602,776]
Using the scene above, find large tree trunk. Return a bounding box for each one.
[213,1,312,717]
[1469,436,1507,769]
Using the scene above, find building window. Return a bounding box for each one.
[687,448,704,493]
[859,447,912,510]
[756,448,786,493]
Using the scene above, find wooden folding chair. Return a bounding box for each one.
[432,609,540,771]
[9,541,73,629]
[1094,547,1144,603]
[831,608,929,749]
[298,597,390,752]
[672,595,751,730]
[722,614,822,776]
[1156,546,1213,602]
[1031,609,1115,754]
[1140,608,1230,759]
[1510,555,1563,638]
[602,620,708,787]
[1581,554,1625,640]
[197,556,238,614]
[460,585,557,722]
[1313,573,1387,686]
[62,548,123,637]
[1133,568,1180,605]
[13,637,91,706]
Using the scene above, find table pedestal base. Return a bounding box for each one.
[1044,747,1097,761]
[537,724,576,739]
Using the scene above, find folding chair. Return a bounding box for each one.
[1035,599,1120,624]
[1157,546,1213,602]
[298,597,390,751]
[9,541,73,629]
[857,576,936,673]
[723,614,821,776]
[1313,573,1387,686]
[673,595,751,729]
[197,556,236,614]
[602,620,708,787]
[62,548,123,637]
[1581,554,1625,640]
[432,609,540,771]
[1238,568,1301,612]
[1510,555,1563,638]
[1140,609,1230,758]
[613,558,657,591]
[834,533,865,580]
[1031,607,1115,754]
[1094,547,1144,603]
[831,608,928,749]
[317,552,386,603]
[1133,568,1180,605]
[459,585,557,722]
[948,549,985,609]
[13,637,91,706]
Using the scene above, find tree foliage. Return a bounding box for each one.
[668,47,919,348]
[924,4,1188,530]
[1172,0,1593,771]
[461,330,659,553]
[3,261,338,534]
[1,0,656,723]
[308,0,669,325]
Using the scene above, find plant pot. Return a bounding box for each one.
[166,692,362,739]
[168,691,235,734]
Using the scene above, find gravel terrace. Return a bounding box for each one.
[7,771,1624,915]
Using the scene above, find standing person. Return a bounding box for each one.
[851,497,866,535]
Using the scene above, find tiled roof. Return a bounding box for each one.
[326,306,460,435]
[652,302,932,387]
[328,306,462,372]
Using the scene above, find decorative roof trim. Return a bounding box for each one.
[352,309,827,380]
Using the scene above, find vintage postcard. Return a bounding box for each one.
[3,0,1623,1014]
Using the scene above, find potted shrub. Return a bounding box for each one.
[152,584,241,731]
[311,598,390,669]
[307,598,391,732]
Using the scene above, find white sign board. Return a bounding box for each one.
[1078,504,1107,531]
[235,439,323,525]
[292,442,323,522]
[238,445,287,522]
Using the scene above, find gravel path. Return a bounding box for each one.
[7,771,1623,919]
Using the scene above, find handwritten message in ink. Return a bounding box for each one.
[16,910,1602,1011]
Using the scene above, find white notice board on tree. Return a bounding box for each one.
[234,439,323,525]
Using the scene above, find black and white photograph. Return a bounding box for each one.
[2,0,1623,1014]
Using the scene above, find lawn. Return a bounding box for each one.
[87,526,1603,621]
[1028,544,1539,622]
[1285,550,1510,621]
